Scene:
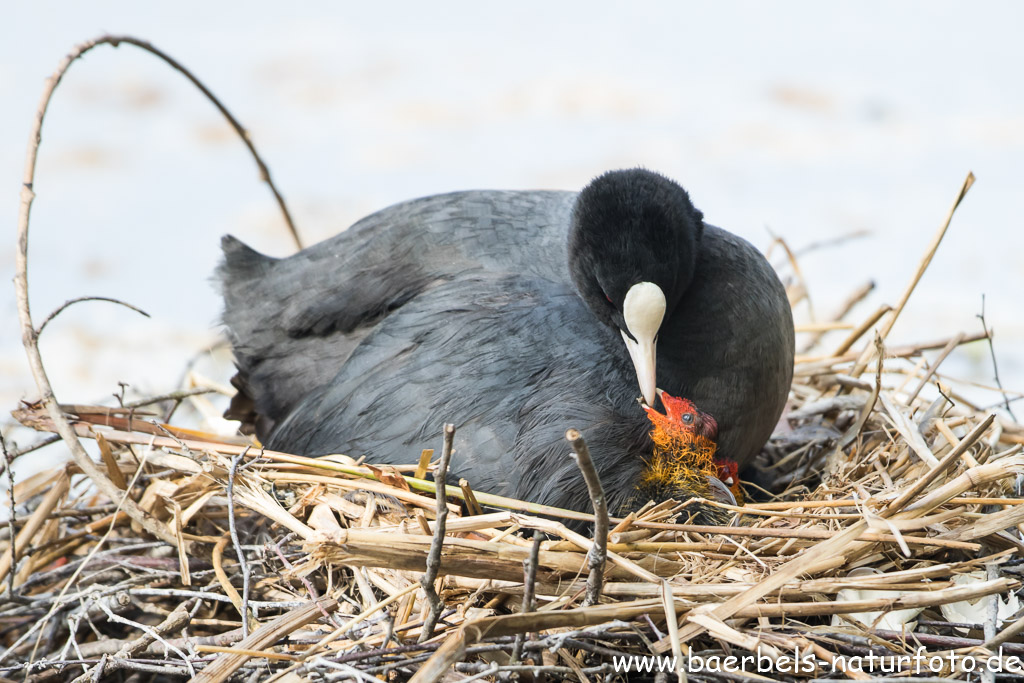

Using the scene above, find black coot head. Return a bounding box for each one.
[568,168,704,405]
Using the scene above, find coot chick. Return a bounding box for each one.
[219,169,794,514]
[632,390,727,508]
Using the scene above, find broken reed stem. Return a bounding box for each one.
[420,423,455,642]
[459,479,483,516]
[566,428,608,607]
[227,450,251,638]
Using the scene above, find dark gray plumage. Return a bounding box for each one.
[218,170,794,514]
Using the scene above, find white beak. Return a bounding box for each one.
[621,282,666,406]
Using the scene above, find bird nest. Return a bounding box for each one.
[7,193,1024,682]
[7,35,1024,683]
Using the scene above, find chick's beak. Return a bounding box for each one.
[621,282,666,407]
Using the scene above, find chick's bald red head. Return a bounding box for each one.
[641,391,742,505]
[643,391,718,442]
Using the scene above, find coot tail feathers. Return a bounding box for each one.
[219,234,368,437]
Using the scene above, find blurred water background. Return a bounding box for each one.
[2,1,1022,480]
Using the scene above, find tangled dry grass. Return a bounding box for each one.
[5,34,1024,683]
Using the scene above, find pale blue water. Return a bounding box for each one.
[2,2,1022,477]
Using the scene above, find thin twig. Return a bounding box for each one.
[523,532,541,616]
[269,538,334,623]
[977,294,1017,420]
[508,531,542,668]
[123,387,218,409]
[39,35,299,250]
[69,602,193,683]
[790,229,872,260]
[93,598,194,674]
[35,296,150,337]
[228,450,252,638]
[419,423,455,642]
[3,434,61,459]
[15,36,191,547]
[983,562,999,683]
[0,435,16,599]
[566,428,608,607]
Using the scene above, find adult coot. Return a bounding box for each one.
[219,169,794,514]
